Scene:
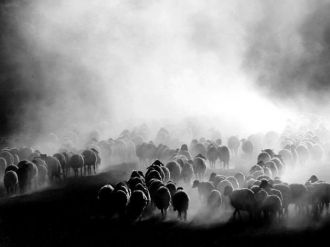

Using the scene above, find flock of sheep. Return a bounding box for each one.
[1,124,330,225]
[96,126,330,223]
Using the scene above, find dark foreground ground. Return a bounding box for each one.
[0,164,329,247]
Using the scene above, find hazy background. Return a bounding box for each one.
[2,0,330,143]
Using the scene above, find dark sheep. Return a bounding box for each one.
[192,157,206,180]
[207,190,222,212]
[154,186,171,218]
[112,189,130,218]
[53,153,67,177]
[207,144,218,169]
[5,164,18,173]
[42,155,61,182]
[68,154,84,176]
[172,188,190,220]
[4,171,18,195]
[217,146,230,169]
[97,184,115,216]
[166,161,181,182]
[224,187,257,220]
[289,183,308,214]
[273,184,291,210]
[161,166,170,182]
[165,181,175,197]
[17,160,38,193]
[82,149,97,175]
[181,162,194,184]
[193,180,215,201]
[126,190,148,221]
[146,170,162,186]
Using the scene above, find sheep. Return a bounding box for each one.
[166,161,181,182]
[161,166,170,182]
[264,161,278,178]
[241,139,253,155]
[307,175,319,183]
[4,171,18,195]
[190,143,207,158]
[254,189,268,214]
[245,178,257,188]
[126,190,148,221]
[209,172,217,183]
[261,195,283,220]
[147,163,165,181]
[250,185,261,194]
[91,147,101,170]
[112,189,130,218]
[271,158,284,175]
[98,184,115,216]
[273,183,291,215]
[149,179,164,202]
[81,149,97,175]
[5,164,18,174]
[227,136,240,155]
[207,190,222,212]
[278,149,293,166]
[53,153,67,177]
[8,148,20,165]
[296,145,310,165]
[217,146,230,169]
[224,187,257,220]
[134,183,151,205]
[257,152,271,164]
[192,157,206,180]
[193,180,215,201]
[115,181,131,197]
[172,188,190,220]
[0,150,14,166]
[289,183,308,215]
[154,186,171,217]
[213,175,226,188]
[128,177,145,191]
[178,149,192,161]
[17,160,38,193]
[42,155,61,182]
[166,181,177,200]
[263,168,274,181]
[181,162,194,184]
[217,180,233,195]
[68,154,84,176]
[206,144,218,169]
[262,149,275,158]
[146,170,162,186]
[249,165,263,174]
[306,182,330,217]
[234,172,245,188]
[226,176,239,189]
[251,170,264,179]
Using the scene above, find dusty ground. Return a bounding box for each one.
[0,163,329,247]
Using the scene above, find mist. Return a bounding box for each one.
[1,0,304,146]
